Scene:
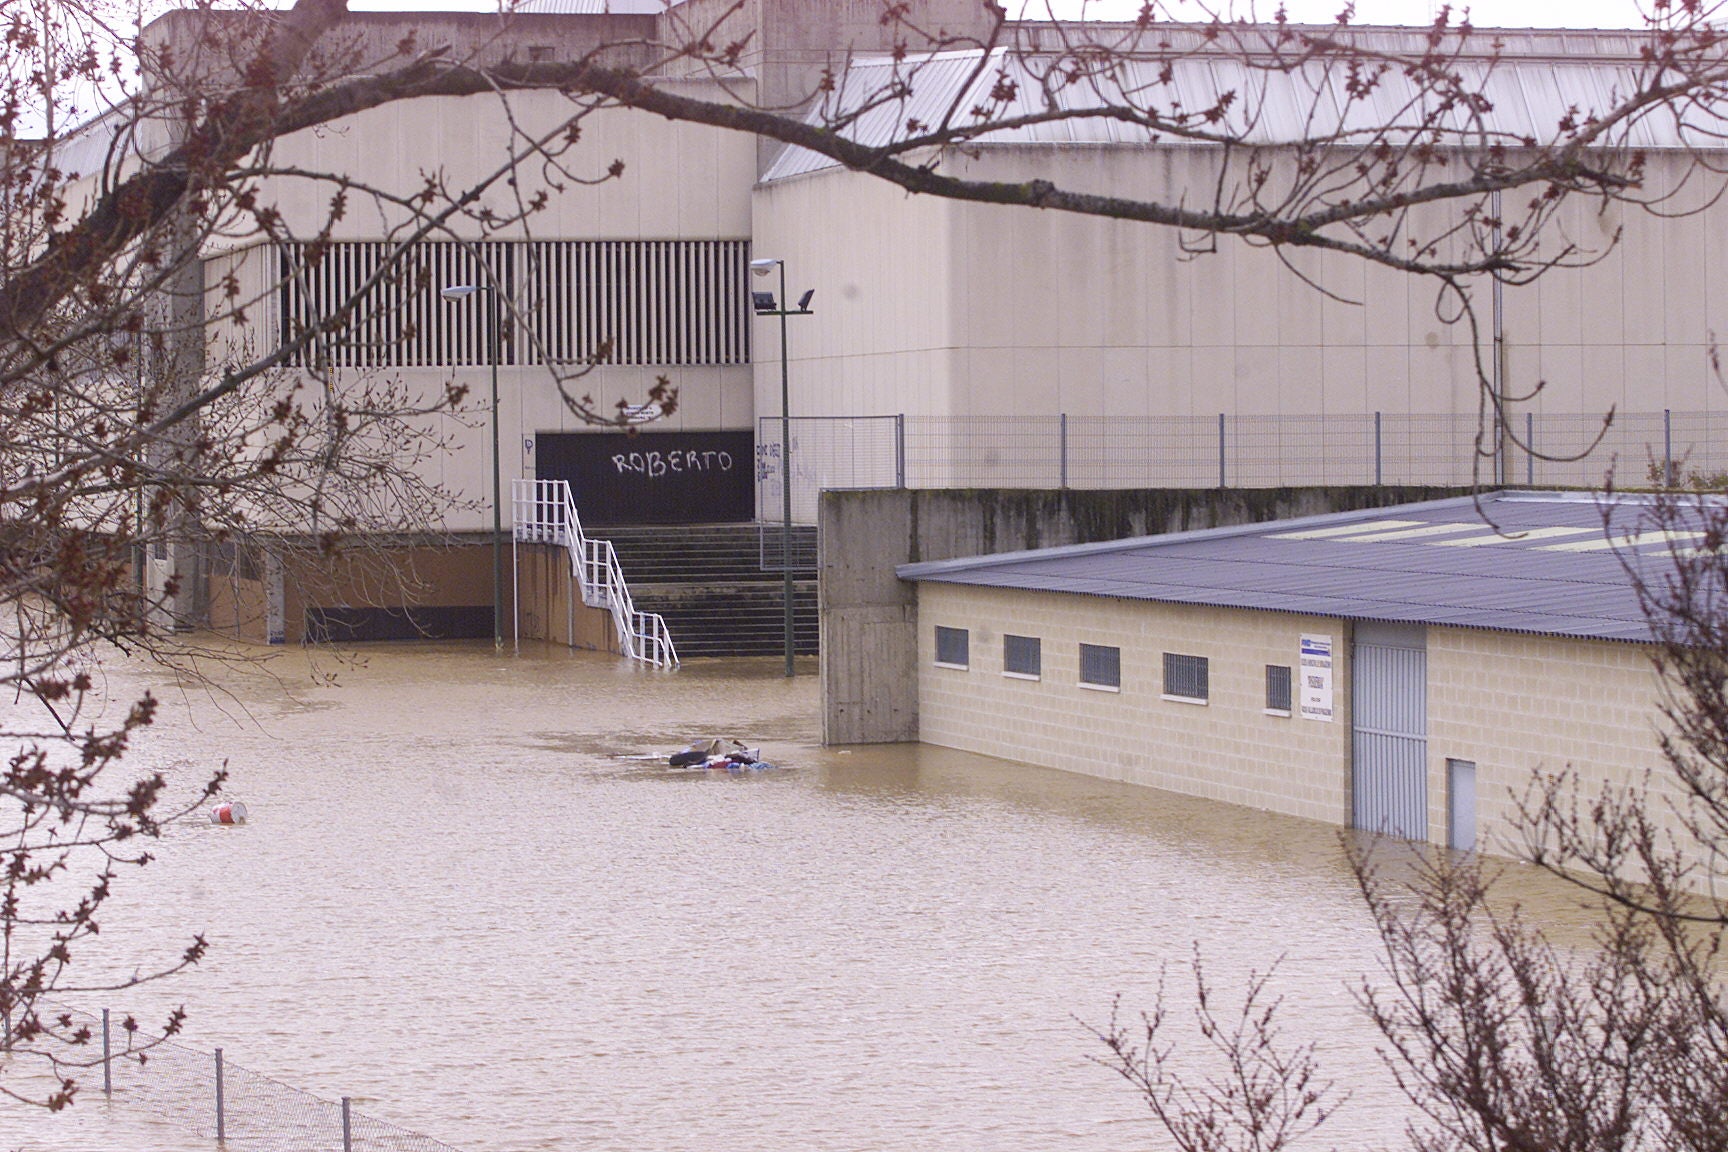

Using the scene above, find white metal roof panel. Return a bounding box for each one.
[512,0,666,12]
[763,28,1699,183]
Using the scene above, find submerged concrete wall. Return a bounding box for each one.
[819,485,1469,745]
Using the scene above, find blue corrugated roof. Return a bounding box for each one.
[897,491,1713,642]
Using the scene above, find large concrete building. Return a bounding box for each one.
[60,2,1728,644]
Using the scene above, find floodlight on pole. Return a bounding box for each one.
[749,256,814,678]
[441,282,504,651]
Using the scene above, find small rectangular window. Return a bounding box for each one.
[1003,634,1041,679]
[934,625,969,669]
[1079,643,1121,690]
[1265,664,1293,714]
[1162,652,1209,703]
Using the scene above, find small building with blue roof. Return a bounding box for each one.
[897,491,1698,855]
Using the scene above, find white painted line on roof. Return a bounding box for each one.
[1267,519,1426,540]
[1667,542,1725,558]
[1326,522,1491,543]
[1536,529,1705,552]
[1426,526,1597,547]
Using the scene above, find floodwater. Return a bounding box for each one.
[3,641,1599,1152]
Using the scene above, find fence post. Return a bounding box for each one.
[1526,411,1535,486]
[102,1008,111,1097]
[1218,413,1227,489]
[215,1048,225,1142]
[1059,413,1068,489]
[1665,408,1675,487]
[343,1096,353,1152]
[1374,411,1382,486]
[894,414,905,489]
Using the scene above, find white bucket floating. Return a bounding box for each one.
[209,801,248,826]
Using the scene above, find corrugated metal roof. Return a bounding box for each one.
[511,0,666,12]
[897,491,1714,643]
[763,29,1697,183]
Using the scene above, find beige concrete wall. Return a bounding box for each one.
[256,79,763,454]
[658,0,994,121]
[202,538,504,644]
[256,81,757,244]
[916,583,1355,823]
[757,147,1725,429]
[516,543,620,653]
[751,171,960,429]
[196,79,762,536]
[207,562,269,643]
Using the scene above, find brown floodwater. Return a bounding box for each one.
[3,640,1606,1152]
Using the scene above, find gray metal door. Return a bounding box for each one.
[1447,759,1477,852]
[1352,622,1428,840]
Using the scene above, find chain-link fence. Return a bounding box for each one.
[758,410,1728,524]
[33,1004,462,1152]
[756,414,904,524]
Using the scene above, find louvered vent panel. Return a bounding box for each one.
[279,240,748,368]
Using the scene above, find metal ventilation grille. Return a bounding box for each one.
[276,241,514,368]
[523,239,750,367]
[277,239,748,368]
[1079,642,1121,688]
[1163,652,1209,701]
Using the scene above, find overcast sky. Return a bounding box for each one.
[346,0,1649,29]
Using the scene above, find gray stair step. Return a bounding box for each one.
[535,522,821,658]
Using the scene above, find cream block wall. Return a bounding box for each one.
[1425,626,1683,860]
[916,582,1707,875]
[917,583,1354,824]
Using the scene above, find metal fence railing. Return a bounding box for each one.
[33,1004,462,1152]
[757,522,819,573]
[756,410,1728,524]
[511,478,679,666]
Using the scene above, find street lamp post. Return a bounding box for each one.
[750,257,814,678]
[441,282,504,651]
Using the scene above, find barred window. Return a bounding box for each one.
[934,625,969,668]
[277,239,751,368]
[1162,652,1209,702]
[1265,664,1293,713]
[1078,643,1121,689]
[1003,634,1041,678]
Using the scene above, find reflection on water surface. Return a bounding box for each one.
[4,641,1594,1151]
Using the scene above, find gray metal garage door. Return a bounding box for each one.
[1352,621,1428,840]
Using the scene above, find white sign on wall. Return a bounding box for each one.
[1299,634,1334,722]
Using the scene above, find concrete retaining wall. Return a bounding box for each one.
[819,485,1468,745]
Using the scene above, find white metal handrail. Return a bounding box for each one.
[511,478,679,667]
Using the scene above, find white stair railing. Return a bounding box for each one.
[511,479,679,667]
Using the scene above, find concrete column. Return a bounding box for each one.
[263,548,286,645]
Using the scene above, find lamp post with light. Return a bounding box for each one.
[749,257,814,678]
[440,282,504,651]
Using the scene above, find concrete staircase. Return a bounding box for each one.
[599,524,819,658]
